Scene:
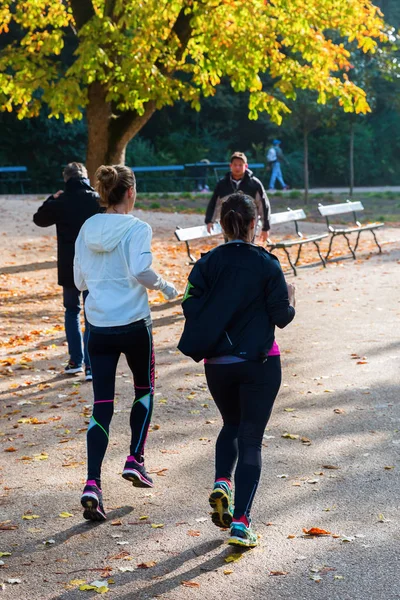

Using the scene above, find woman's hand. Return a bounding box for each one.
[287,283,296,308]
[162,282,179,301]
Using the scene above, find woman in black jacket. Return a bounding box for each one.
[179,193,295,547]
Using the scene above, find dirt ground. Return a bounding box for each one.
[0,196,399,599]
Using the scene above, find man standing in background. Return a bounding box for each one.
[267,140,289,192]
[33,162,100,380]
[205,152,270,242]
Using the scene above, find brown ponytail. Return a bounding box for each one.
[220,193,256,241]
[95,165,136,208]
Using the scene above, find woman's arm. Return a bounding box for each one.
[265,261,295,328]
[73,231,87,291]
[129,224,177,299]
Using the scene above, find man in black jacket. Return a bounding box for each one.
[33,162,100,379]
[205,152,270,242]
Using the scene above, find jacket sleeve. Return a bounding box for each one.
[265,259,295,328]
[255,179,271,231]
[33,195,62,227]
[205,182,221,224]
[181,261,207,313]
[73,230,87,291]
[128,224,168,291]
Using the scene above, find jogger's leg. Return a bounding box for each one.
[233,357,282,520]
[63,286,84,366]
[205,364,241,481]
[124,325,155,461]
[86,334,120,486]
[82,290,90,368]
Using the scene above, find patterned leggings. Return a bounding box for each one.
[86,320,154,486]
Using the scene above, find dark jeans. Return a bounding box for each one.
[205,356,281,520]
[62,286,90,367]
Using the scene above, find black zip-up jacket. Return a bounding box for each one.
[178,242,295,362]
[205,169,271,231]
[33,177,100,288]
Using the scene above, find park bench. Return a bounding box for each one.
[318,200,384,261]
[175,208,327,274]
[0,166,30,193]
[175,222,223,263]
[267,208,328,276]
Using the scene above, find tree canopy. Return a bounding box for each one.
[0,0,389,176]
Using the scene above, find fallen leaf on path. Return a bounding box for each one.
[284,408,295,412]
[7,579,21,584]
[333,408,345,414]
[43,539,56,545]
[269,571,288,576]
[334,575,344,580]
[224,553,242,563]
[281,433,300,440]
[224,569,233,575]
[4,447,17,452]
[118,566,135,572]
[303,527,331,536]
[59,512,73,518]
[22,514,40,520]
[322,465,340,470]
[111,519,122,526]
[137,561,156,569]
[181,581,200,588]
[0,522,17,530]
[139,516,148,520]
[384,466,395,470]
[0,552,11,557]
[69,579,86,586]
[187,530,201,537]
[151,523,164,529]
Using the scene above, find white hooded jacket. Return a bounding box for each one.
[74,213,168,327]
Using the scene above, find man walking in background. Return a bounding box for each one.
[33,162,100,380]
[267,139,289,192]
[205,152,270,242]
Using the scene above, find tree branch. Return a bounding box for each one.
[104,0,118,19]
[69,0,96,31]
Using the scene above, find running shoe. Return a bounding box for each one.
[81,482,106,522]
[228,520,258,548]
[208,481,233,529]
[64,360,83,375]
[122,456,154,488]
[84,367,93,382]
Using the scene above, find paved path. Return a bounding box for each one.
[0,199,399,599]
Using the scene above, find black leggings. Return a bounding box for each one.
[86,321,154,486]
[205,356,281,520]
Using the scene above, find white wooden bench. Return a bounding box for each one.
[175,223,223,263]
[267,209,328,276]
[318,200,384,261]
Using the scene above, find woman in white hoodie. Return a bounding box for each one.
[74,165,177,521]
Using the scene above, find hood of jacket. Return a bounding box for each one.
[83,213,136,253]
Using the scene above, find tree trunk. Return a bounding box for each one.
[304,127,309,205]
[86,83,112,182]
[349,121,355,198]
[85,83,156,182]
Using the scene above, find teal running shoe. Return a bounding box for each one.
[228,520,258,548]
[208,481,233,529]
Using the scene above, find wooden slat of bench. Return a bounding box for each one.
[318,201,363,216]
[270,209,306,225]
[269,233,328,249]
[330,222,384,234]
[175,223,222,242]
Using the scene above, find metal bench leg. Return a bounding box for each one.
[185,241,196,264]
[294,244,302,266]
[354,231,362,253]
[325,233,335,261]
[283,248,297,276]
[343,233,356,259]
[371,229,382,253]
[313,241,326,268]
